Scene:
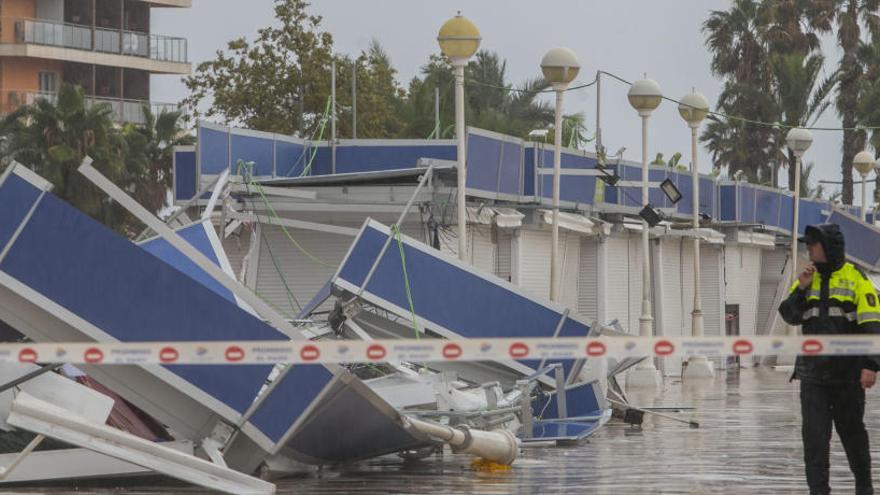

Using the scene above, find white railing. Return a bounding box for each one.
[3,90,183,125]
[11,18,187,63]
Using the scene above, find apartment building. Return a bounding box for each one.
[0,0,191,124]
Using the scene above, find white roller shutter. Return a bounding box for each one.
[724,245,762,338]
[659,237,684,376]
[515,229,551,299]
[560,232,580,311]
[604,234,632,333]
[495,230,513,282]
[628,235,644,336]
[578,237,600,323]
[254,226,353,319]
[469,225,496,275]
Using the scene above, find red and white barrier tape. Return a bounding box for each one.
[1,335,878,365]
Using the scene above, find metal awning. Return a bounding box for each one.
[466,207,525,228]
[537,209,595,234]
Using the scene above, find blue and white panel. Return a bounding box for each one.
[739,184,757,224]
[827,209,880,269]
[755,188,782,227]
[335,140,456,175]
[718,183,737,221]
[537,150,600,205]
[173,146,197,202]
[798,198,828,234]
[617,164,642,208]
[332,219,592,378]
[466,128,523,198]
[0,168,281,418]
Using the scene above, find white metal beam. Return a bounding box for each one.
[202,168,231,221]
[229,183,317,200]
[7,393,275,495]
[226,210,359,237]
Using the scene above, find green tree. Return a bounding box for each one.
[827,0,880,205]
[0,84,130,230]
[182,0,334,136]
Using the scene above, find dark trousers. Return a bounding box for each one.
[801,381,873,494]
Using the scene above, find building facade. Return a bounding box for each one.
[0,0,190,124]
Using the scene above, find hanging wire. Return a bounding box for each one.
[464,72,599,94]
[598,70,880,132]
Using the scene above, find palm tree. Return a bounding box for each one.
[1,84,127,226]
[827,0,880,204]
[122,106,194,217]
[768,52,837,190]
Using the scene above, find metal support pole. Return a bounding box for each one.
[352,62,357,139]
[691,125,703,339]
[434,86,441,140]
[789,156,802,340]
[454,61,467,261]
[862,172,868,222]
[639,114,653,339]
[595,70,602,152]
[517,380,532,439]
[550,89,564,302]
[553,363,567,419]
[331,60,337,174]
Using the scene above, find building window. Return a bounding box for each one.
[38,72,58,94]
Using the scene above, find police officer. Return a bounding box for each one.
[779,223,880,495]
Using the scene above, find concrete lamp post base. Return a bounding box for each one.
[682,355,715,380]
[627,366,662,390]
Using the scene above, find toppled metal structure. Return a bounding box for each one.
[0,162,610,492]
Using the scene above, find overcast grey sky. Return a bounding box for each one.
[152,1,875,204]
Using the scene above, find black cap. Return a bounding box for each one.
[798,225,823,244]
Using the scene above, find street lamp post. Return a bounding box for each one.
[626,77,663,389]
[853,151,875,222]
[785,128,813,342]
[678,90,714,380]
[541,47,580,302]
[438,12,481,262]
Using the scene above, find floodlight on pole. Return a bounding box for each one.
[626,76,663,390]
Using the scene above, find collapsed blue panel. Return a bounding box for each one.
[140,223,236,304]
[466,134,503,193]
[338,223,576,341]
[276,140,310,177]
[0,174,42,250]
[0,190,281,414]
[528,420,601,441]
[739,185,756,223]
[498,141,522,196]
[249,364,334,444]
[755,189,781,226]
[536,381,602,420]
[828,211,880,268]
[199,126,230,175]
[231,134,274,176]
[719,185,736,221]
[699,177,715,218]
[282,378,423,463]
[297,280,332,320]
[335,144,456,175]
[174,150,197,201]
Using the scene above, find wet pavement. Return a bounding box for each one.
[9,367,880,494]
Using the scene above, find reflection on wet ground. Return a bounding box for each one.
[10,367,880,494]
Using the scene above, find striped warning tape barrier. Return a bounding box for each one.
[0,335,878,365]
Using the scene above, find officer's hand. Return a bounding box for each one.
[861,369,877,390]
[798,265,815,290]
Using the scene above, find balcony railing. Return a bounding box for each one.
[10,18,188,63]
[2,90,183,125]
